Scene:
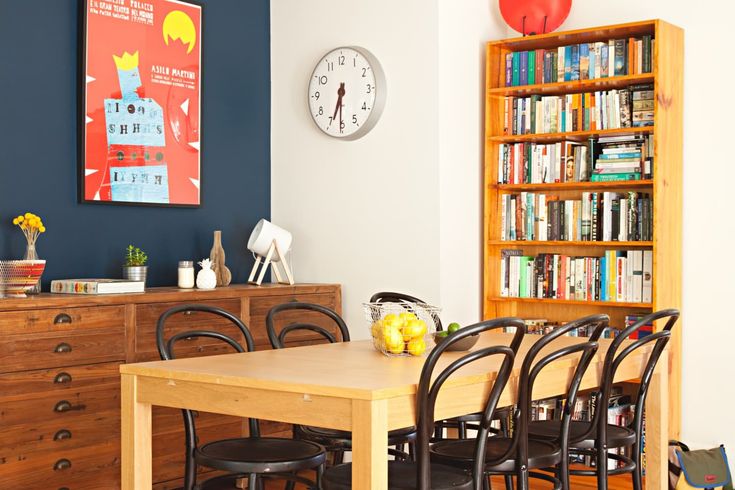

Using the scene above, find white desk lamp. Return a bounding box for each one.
[247,219,294,286]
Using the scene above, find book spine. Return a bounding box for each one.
[570,44,580,81]
[590,173,641,182]
[614,39,626,76]
[512,51,520,86]
[520,51,529,85]
[564,45,572,81]
[528,50,536,85]
[505,53,513,87]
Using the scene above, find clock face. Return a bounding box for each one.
[308,46,386,140]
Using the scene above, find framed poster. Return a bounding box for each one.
[80,0,202,207]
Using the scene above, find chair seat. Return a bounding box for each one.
[527,420,636,449]
[323,461,472,490]
[196,437,326,474]
[430,436,561,473]
[295,424,417,448]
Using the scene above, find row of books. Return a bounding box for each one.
[507,316,652,339]
[500,191,653,242]
[592,132,654,180]
[497,133,653,184]
[499,249,653,303]
[502,84,654,135]
[503,36,654,87]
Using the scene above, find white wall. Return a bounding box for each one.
[438,1,506,327]
[270,0,441,337]
[272,0,735,456]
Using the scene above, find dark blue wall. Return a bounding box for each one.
[0,0,271,288]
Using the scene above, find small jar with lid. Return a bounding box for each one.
[178,261,195,289]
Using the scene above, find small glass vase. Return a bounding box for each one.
[23,242,41,294]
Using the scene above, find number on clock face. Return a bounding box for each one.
[308,47,385,140]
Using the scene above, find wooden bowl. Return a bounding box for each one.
[433,332,480,351]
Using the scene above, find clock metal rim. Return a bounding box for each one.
[307,45,387,141]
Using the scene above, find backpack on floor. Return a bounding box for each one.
[669,440,733,490]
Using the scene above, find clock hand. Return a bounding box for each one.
[338,83,345,132]
[332,82,346,122]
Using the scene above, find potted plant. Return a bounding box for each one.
[123,245,148,286]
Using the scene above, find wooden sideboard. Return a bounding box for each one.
[0,283,342,490]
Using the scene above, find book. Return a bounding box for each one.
[590,172,641,182]
[50,279,145,295]
[505,53,513,86]
[520,51,529,85]
[512,51,520,86]
[614,39,627,75]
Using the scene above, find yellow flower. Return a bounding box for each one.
[39,226,46,233]
[24,212,31,219]
[16,215,24,223]
[12,218,19,225]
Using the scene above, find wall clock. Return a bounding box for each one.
[307,46,386,140]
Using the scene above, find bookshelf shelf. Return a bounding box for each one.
[488,240,653,248]
[488,73,654,97]
[486,297,653,309]
[483,20,683,438]
[489,126,653,144]
[493,179,653,192]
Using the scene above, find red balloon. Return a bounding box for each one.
[499,0,572,35]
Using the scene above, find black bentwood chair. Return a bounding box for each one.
[266,302,418,464]
[527,309,679,490]
[430,315,607,490]
[323,317,526,490]
[156,304,327,490]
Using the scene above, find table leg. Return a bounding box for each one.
[121,374,152,489]
[351,399,389,490]
[645,355,669,490]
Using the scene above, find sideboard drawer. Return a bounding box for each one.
[0,305,124,335]
[135,299,243,360]
[249,293,340,346]
[0,331,125,373]
[0,443,119,490]
[0,383,120,430]
[0,410,120,468]
[0,362,120,397]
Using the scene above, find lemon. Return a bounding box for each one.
[384,316,405,330]
[383,325,404,352]
[399,312,417,322]
[370,320,385,338]
[407,337,426,356]
[402,319,427,341]
[388,340,406,355]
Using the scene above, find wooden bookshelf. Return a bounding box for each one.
[482,18,683,443]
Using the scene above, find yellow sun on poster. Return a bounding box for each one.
[163,10,197,54]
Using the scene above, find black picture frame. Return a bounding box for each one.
[78,0,204,208]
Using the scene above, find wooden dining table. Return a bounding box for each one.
[120,333,668,490]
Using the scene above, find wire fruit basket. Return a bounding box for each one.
[363,301,441,357]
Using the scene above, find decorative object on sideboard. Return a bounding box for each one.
[499,0,572,36]
[0,260,46,298]
[196,258,217,289]
[209,230,232,286]
[79,0,203,207]
[12,212,46,294]
[308,46,387,140]
[178,260,195,289]
[123,245,148,286]
[247,219,294,286]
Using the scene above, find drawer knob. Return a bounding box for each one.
[54,372,72,384]
[54,429,72,441]
[53,313,73,325]
[54,400,72,413]
[183,310,193,316]
[53,459,72,471]
[54,342,72,354]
